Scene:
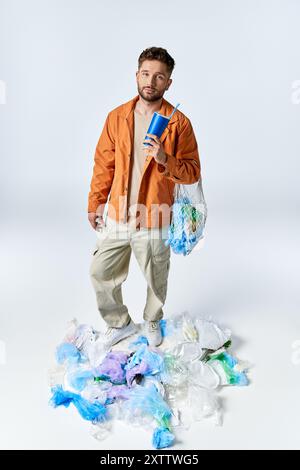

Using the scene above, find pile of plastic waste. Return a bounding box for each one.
[48,313,249,449]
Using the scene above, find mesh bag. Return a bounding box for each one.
[165,179,207,256]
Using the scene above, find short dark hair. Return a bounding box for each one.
[138,47,175,76]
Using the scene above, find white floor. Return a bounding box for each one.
[1,209,299,450]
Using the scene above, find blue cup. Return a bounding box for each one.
[143,112,170,147]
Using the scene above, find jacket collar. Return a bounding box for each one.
[120,94,180,124]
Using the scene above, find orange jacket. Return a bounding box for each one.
[88,94,201,229]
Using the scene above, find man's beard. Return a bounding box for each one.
[137,85,165,103]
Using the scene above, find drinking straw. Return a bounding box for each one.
[168,103,180,121]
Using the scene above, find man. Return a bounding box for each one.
[88,46,201,349]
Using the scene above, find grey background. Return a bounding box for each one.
[0,0,299,449]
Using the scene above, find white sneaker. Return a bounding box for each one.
[103,320,137,349]
[146,321,163,347]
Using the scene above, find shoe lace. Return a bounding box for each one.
[149,321,159,332]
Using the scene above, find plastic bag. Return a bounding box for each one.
[187,384,221,425]
[152,426,175,449]
[90,420,112,441]
[188,361,220,389]
[170,342,203,363]
[56,342,83,365]
[125,344,164,387]
[160,353,189,387]
[195,318,231,351]
[123,384,172,429]
[93,351,129,385]
[166,179,207,256]
[67,367,94,392]
[49,385,107,422]
[207,351,249,386]
[81,381,110,404]
[182,313,199,342]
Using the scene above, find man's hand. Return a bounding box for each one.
[142,133,167,165]
[88,212,105,230]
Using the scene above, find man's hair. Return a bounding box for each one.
[138,47,175,77]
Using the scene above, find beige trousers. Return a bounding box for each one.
[89,216,171,328]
